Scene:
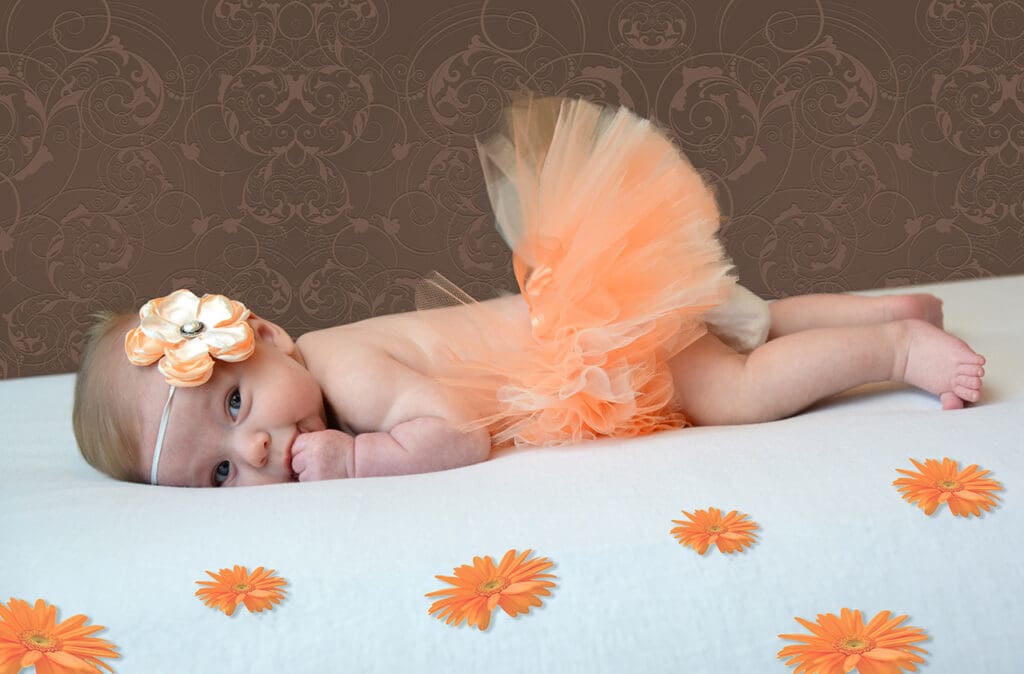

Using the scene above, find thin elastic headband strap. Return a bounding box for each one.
[151,386,176,485]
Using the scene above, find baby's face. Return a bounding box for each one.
[133,318,327,487]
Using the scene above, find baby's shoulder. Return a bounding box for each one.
[295,318,432,432]
[296,313,429,373]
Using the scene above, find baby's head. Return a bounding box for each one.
[73,290,327,487]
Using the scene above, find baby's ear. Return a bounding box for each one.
[250,317,296,355]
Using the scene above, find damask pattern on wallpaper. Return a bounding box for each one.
[0,0,1021,377]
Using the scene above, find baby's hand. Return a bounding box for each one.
[290,429,355,482]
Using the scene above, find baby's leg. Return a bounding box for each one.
[768,293,943,338]
[669,319,985,425]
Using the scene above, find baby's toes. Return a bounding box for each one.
[955,374,982,390]
[932,301,945,329]
[963,350,986,366]
[953,383,981,403]
[941,392,964,410]
[958,363,985,378]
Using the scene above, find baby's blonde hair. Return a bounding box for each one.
[73,310,145,482]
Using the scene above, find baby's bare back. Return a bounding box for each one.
[296,293,530,433]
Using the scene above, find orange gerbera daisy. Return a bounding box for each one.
[778,608,928,674]
[0,597,119,674]
[893,457,1002,517]
[426,549,556,631]
[670,507,759,554]
[195,565,287,616]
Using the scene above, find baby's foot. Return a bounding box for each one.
[886,293,944,329]
[894,319,985,409]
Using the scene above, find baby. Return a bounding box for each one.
[72,97,986,488]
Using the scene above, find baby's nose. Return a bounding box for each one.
[239,431,271,468]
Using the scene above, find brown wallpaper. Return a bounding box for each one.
[1,0,1022,378]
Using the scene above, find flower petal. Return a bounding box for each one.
[169,337,212,363]
[204,324,255,361]
[124,327,167,365]
[196,294,237,327]
[0,652,23,674]
[158,351,214,387]
[44,649,92,670]
[19,651,41,668]
[427,550,556,629]
[865,647,913,661]
[503,581,544,595]
[156,289,201,325]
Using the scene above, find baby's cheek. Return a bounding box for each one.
[298,413,327,434]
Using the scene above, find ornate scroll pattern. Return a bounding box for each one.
[0,0,1021,377]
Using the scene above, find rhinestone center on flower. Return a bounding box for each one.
[20,629,61,652]
[836,635,875,654]
[232,583,253,593]
[180,320,206,338]
[476,576,510,596]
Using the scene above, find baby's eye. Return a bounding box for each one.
[227,388,242,419]
[214,460,231,486]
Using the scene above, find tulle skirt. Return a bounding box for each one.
[418,96,749,448]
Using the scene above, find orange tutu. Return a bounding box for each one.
[419,96,737,448]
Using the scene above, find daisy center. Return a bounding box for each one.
[706,524,723,533]
[835,635,875,654]
[936,479,961,491]
[232,583,253,593]
[20,629,61,652]
[476,576,510,596]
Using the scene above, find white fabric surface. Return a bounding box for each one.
[2,276,1022,673]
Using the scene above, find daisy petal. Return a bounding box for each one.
[0,598,118,673]
[194,566,288,615]
[866,647,914,661]
[779,609,928,673]
[19,651,41,668]
[426,550,557,630]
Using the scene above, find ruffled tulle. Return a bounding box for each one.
[419,96,737,448]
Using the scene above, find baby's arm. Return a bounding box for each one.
[292,417,489,480]
[293,338,491,480]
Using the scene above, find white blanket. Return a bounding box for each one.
[2,276,1022,673]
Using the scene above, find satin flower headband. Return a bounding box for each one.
[124,289,256,485]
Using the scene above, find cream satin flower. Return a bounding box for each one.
[125,289,255,387]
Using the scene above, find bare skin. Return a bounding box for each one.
[669,293,984,426]
[130,290,983,485]
[773,293,983,413]
[767,293,945,337]
[288,290,983,479]
[287,291,983,481]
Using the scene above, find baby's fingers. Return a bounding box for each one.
[292,454,320,482]
[289,441,310,477]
